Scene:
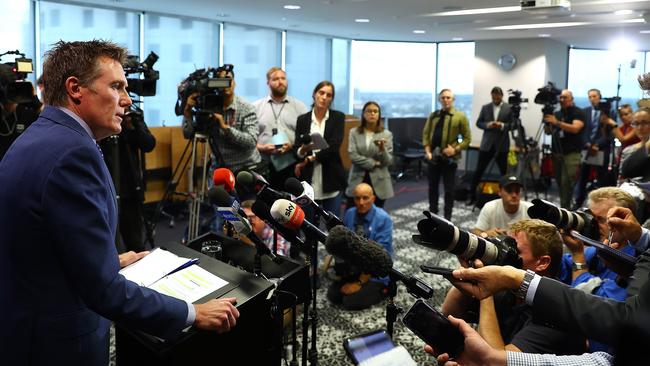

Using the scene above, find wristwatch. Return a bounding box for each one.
[572,262,587,271]
[514,269,536,300]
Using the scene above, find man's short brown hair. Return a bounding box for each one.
[510,219,563,277]
[588,187,637,212]
[266,66,284,81]
[42,39,127,107]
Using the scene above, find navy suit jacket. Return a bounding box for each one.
[582,106,614,150]
[0,106,188,365]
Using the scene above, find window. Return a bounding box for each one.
[286,31,331,109]
[0,0,34,81]
[437,42,475,120]
[568,48,647,111]
[331,38,351,113]
[351,41,437,118]
[223,24,281,103]
[144,15,219,126]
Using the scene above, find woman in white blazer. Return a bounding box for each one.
[345,101,394,208]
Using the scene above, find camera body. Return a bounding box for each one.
[175,64,234,134]
[124,51,159,97]
[413,211,522,267]
[527,198,600,240]
[534,82,562,116]
[0,51,35,104]
[596,97,620,119]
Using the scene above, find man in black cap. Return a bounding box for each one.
[472,174,532,237]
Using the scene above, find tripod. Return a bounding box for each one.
[144,133,210,246]
[511,112,543,202]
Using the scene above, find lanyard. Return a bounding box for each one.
[270,101,286,127]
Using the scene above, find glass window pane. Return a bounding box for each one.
[223,24,281,102]
[286,31,331,109]
[144,15,219,126]
[568,48,646,111]
[0,0,34,77]
[351,41,437,117]
[437,42,475,120]
[331,38,351,113]
[39,1,139,66]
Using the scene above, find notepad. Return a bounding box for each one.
[119,248,196,287]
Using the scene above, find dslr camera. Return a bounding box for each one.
[413,211,522,267]
[175,64,234,134]
[534,82,562,116]
[527,198,599,240]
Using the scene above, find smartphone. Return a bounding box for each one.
[343,329,395,365]
[402,299,464,358]
[420,265,454,278]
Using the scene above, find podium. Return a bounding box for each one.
[115,241,277,365]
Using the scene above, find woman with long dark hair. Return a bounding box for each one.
[294,81,346,216]
[345,101,394,208]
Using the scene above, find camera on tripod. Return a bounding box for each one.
[527,198,599,240]
[412,211,522,268]
[0,50,35,104]
[534,82,562,116]
[507,89,528,117]
[175,64,234,134]
[124,51,159,97]
[596,97,620,118]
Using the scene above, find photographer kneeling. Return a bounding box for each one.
[442,219,585,356]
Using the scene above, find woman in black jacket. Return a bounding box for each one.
[294,80,346,217]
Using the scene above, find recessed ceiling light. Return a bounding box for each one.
[640,30,650,34]
[215,12,230,18]
[538,33,551,37]
[485,22,590,30]
[622,18,644,23]
[614,9,634,15]
[413,30,426,34]
[284,5,301,10]
[426,6,520,16]
[452,37,464,41]
[355,18,370,23]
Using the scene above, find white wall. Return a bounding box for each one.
[471,39,569,148]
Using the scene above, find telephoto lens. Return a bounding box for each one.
[527,199,599,240]
[412,211,521,267]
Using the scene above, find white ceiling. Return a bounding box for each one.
[87,0,650,49]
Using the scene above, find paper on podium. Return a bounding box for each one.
[119,248,195,287]
[358,346,416,366]
[150,265,229,303]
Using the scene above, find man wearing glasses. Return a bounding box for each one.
[620,107,650,181]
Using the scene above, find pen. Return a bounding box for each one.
[167,258,200,276]
[607,231,613,246]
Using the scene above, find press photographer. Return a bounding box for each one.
[179,64,263,176]
[99,52,158,252]
[540,86,585,208]
[0,51,41,160]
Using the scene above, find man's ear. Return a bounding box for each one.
[65,76,83,105]
[535,255,551,273]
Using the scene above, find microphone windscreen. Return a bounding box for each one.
[325,225,393,277]
[208,186,234,207]
[236,171,255,188]
[213,168,236,192]
[284,177,304,196]
[270,199,304,230]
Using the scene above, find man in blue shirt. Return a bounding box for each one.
[326,183,393,310]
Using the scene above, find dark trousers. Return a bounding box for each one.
[427,161,457,220]
[268,161,297,192]
[119,198,146,252]
[470,149,508,199]
[574,162,608,208]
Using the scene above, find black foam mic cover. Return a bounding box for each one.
[324,225,393,277]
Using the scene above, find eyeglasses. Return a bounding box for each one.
[631,121,650,127]
[364,109,380,114]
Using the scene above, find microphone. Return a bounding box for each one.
[269,199,328,243]
[236,170,292,204]
[251,200,307,250]
[212,168,236,193]
[324,225,393,278]
[284,177,343,229]
[208,186,279,262]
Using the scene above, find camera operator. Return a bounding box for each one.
[543,89,585,209]
[423,89,471,220]
[253,67,307,190]
[573,89,615,209]
[182,67,262,175]
[442,219,584,356]
[469,87,514,205]
[99,111,155,253]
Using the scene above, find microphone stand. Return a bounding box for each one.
[386,269,434,339]
[308,211,320,366]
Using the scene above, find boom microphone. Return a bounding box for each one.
[324,225,393,278]
[284,177,343,229]
[269,199,328,243]
[236,170,292,204]
[212,168,236,193]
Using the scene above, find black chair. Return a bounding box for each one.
[393,139,425,181]
[387,117,427,181]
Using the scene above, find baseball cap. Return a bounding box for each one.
[499,174,522,189]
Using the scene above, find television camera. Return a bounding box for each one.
[534,82,562,116]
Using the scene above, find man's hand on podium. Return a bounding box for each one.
[194,298,240,333]
[119,251,150,269]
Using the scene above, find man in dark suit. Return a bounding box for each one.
[0,40,239,365]
[469,86,513,205]
[573,88,615,209]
